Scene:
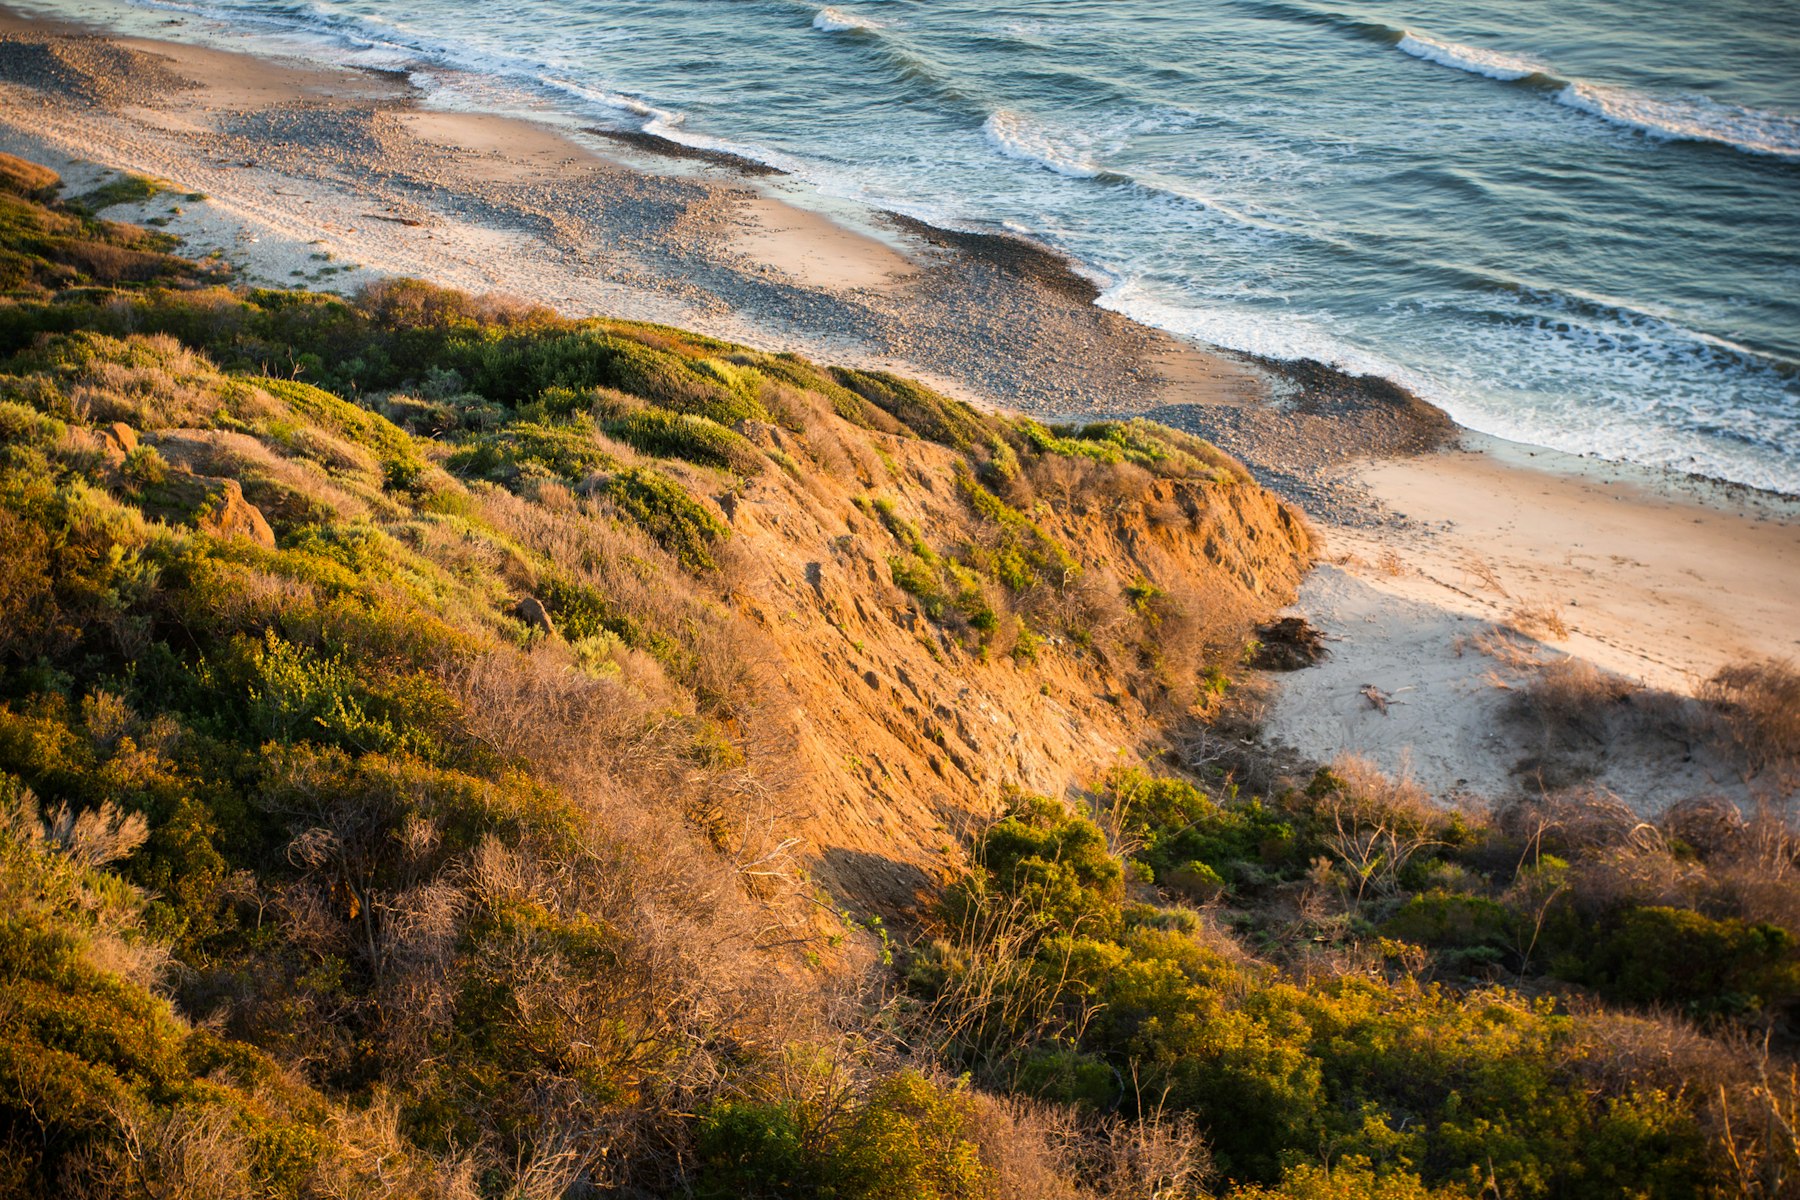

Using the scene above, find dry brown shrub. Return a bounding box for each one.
[1514,657,1637,764]
[67,1101,252,1200]
[1085,1105,1210,1200]
[70,362,218,430]
[1027,454,1091,510]
[1508,600,1570,641]
[1496,787,1648,857]
[1660,795,1748,859]
[968,1094,1087,1200]
[51,241,184,285]
[1460,553,1509,597]
[1090,460,1155,510]
[471,480,777,717]
[966,1091,1211,1200]
[1568,1004,1751,1097]
[1045,568,1133,650]
[312,1088,482,1200]
[754,378,817,431]
[1711,800,1800,931]
[153,429,383,527]
[1466,624,1547,673]
[358,276,553,332]
[1707,1053,1800,1200]
[39,797,150,869]
[1503,654,1709,792]
[1125,578,1260,715]
[0,151,59,198]
[1703,658,1800,784]
[448,635,813,988]
[1307,756,1442,900]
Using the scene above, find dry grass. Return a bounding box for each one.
[1703,658,1800,785]
[1507,600,1570,641]
[1460,553,1509,597]
[1464,624,1549,672]
[1308,755,1442,900]
[967,1091,1211,1200]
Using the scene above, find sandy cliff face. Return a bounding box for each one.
[710,425,1312,909]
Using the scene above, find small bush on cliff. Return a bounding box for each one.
[697,1071,993,1200]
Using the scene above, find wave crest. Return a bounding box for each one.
[1391,29,1800,160]
[982,110,1101,178]
[1389,27,1800,159]
[1396,32,1547,83]
[1556,83,1800,160]
[813,7,884,33]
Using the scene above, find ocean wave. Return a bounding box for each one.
[812,7,885,34]
[1114,171,1324,243]
[1555,83,1800,160]
[1395,32,1548,83]
[1097,277,1419,386]
[1485,280,1798,379]
[1102,275,1799,492]
[982,110,1102,178]
[542,76,680,125]
[1387,27,1800,160]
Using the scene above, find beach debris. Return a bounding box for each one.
[1252,616,1328,671]
[1360,684,1392,714]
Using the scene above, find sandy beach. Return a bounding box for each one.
[1,6,1794,809]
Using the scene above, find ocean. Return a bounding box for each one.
[25,0,1800,492]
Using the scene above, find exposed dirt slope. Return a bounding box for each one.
[715,426,1311,907]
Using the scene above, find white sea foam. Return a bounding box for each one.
[544,77,678,124]
[1556,83,1800,160]
[1396,32,1545,82]
[1393,29,1800,160]
[813,7,884,33]
[1098,276,1800,494]
[982,110,1101,178]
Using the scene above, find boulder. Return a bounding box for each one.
[105,422,139,456]
[513,595,557,637]
[193,479,276,548]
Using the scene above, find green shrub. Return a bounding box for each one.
[69,173,168,213]
[760,354,893,429]
[1104,769,1298,891]
[0,399,63,448]
[229,630,464,764]
[1016,417,1248,484]
[255,377,426,488]
[1383,891,1516,968]
[966,793,1124,935]
[695,1072,991,1200]
[448,417,618,485]
[695,1099,809,1199]
[1555,905,1800,1017]
[833,368,987,449]
[597,467,728,571]
[604,407,764,475]
[955,466,1078,592]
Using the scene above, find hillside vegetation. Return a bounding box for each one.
[1,151,1797,1200]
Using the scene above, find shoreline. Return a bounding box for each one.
[1,7,1795,804]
